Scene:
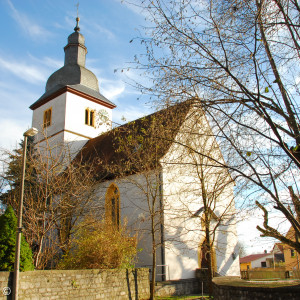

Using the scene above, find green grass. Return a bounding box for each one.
[155,295,212,300]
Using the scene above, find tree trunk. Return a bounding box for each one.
[34,235,44,269]
[150,216,156,300]
[205,226,213,297]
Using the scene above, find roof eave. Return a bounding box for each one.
[30,85,116,110]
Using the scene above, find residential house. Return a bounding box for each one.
[283,227,300,271]
[240,252,273,271]
[271,243,285,268]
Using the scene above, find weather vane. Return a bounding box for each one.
[74,2,80,32]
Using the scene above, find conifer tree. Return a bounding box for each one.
[0,206,34,271]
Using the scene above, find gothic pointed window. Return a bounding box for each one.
[105,183,120,228]
[198,239,217,273]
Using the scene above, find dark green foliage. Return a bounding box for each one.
[0,136,36,207]
[0,206,34,271]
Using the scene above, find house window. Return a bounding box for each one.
[261,262,267,268]
[105,183,120,228]
[85,108,95,127]
[43,108,52,128]
[291,249,295,257]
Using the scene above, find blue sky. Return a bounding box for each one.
[0,0,151,150]
[0,0,281,255]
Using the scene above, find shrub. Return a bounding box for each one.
[58,217,138,269]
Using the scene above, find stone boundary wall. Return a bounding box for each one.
[155,278,201,297]
[154,269,208,297]
[213,277,300,300]
[0,268,150,300]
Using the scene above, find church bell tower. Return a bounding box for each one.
[30,18,116,158]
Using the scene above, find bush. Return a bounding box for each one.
[58,217,138,269]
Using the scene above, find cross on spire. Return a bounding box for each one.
[76,2,79,18]
[74,2,80,32]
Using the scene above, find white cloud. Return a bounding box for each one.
[6,0,52,39]
[118,0,149,18]
[93,24,116,40]
[101,79,126,100]
[0,56,47,84]
[28,54,63,70]
[112,105,151,126]
[0,119,26,150]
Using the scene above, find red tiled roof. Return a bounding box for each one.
[273,243,284,253]
[239,253,271,264]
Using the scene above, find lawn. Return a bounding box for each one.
[156,295,212,300]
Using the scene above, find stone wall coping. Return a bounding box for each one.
[213,276,300,292]
[0,268,148,276]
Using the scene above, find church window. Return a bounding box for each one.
[43,108,52,128]
[85,108,95,127]
[90,110,94,126]
[105,183,120,228]
[198,239,217,273]
[85,109,89,125]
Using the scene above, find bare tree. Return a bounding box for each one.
[0,139,101,269]
[126,0,300,252]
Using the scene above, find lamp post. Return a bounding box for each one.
[12,127,38,300]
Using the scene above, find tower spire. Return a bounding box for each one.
[74,3,80,32]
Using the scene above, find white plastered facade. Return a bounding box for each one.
[32,91,112,160]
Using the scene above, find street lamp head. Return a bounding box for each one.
[23,127,38,137]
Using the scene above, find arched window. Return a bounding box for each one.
[198,211,218,273]
[198,239,217,273]
[105,183,120,228]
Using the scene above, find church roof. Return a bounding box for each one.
[77,101,192,179]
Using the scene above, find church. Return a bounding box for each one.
[29,19,240,280]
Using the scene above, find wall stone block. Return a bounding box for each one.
[0,268,149,300]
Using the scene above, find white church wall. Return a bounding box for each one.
[161,163,204,280]
[213,184,240,276]
[64,92,112,139]
[94,171,163,280]
[32,91,113,161]
[32,93,67,144]
[160,105,240,279]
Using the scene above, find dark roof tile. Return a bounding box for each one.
[76,101,192,178]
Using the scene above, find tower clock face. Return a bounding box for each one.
[95,109,111,128]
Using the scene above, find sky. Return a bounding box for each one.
[0,0,151,150]
[0,0,284,256]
